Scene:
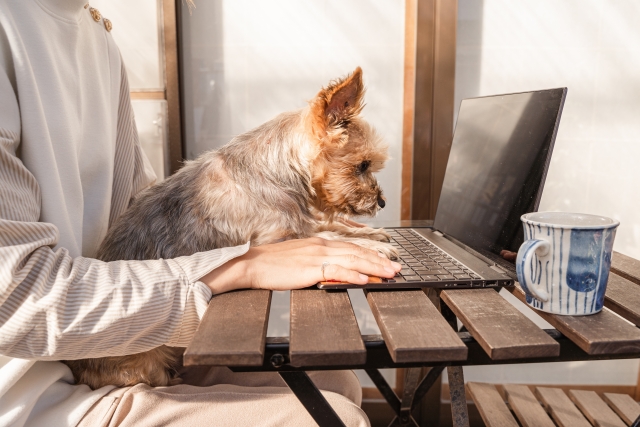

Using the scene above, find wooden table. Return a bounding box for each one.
[183,221,640,427]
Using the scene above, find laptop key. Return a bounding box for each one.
[454,274,471,279]
[446,269,465,274]
[403,275,422,282]
[437,274,456,280]
[428,269,447,275]
[419,275,440,281]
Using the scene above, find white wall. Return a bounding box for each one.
[456,0,640,386]
[456,0,640,259]
[180,0,405,223]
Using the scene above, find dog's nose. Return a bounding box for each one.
[377,197,386,209]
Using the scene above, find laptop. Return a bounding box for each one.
[319,87,567,289]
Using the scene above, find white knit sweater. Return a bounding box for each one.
[0,1,248,425]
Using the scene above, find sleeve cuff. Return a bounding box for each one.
[171,241,251,284]
[165,242,251,347]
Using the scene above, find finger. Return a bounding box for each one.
[319,244,401,271]
[321,263,369,285]
[271,238,386,263]
[313,238,383,255]
[323,254,397,278]
[262,237,380,259]
[258,238,400,272]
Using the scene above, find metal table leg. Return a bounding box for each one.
[447,366,470,427]
[365,366,446,427]
[413,366,445,406]
[396,367,422,427]
[279,371,347,427]
[365,369,401,415]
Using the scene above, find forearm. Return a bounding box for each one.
[0,218,250,360]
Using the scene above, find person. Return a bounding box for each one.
[0,1,400,426]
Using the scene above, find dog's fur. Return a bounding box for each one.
[64,67,397,389]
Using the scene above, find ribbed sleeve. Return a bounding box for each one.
[0,49,251,360]
[0,230,248,358]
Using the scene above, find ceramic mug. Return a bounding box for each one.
[516,212,619,315]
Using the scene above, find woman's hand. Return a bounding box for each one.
[200,238,402,294]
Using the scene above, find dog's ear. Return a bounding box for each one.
[310,67,365,136]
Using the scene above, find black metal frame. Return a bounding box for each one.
[232,331,640,374]
[228,331,640,427]
[278,371,347,427]
[365,366,446,427]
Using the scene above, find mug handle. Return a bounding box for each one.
[516,239,551,302]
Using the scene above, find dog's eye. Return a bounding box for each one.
[357,160,371,174]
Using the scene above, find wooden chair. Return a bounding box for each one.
[467,382,640,427]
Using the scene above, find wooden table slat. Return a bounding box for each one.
[467,382,519,427]
[183,289,271,366]
[535,387,592,427]
[365,290,467,363]
[510,284,640,355]
[605,273,640,327]
[612,251,640,285]
[441,289,559,360]
[289,289,365,367]
[569,389,626,427]
[603,392,640,425]
[502,384,555,427]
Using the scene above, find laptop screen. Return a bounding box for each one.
[433,88,566,260]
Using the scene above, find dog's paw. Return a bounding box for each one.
[361,227,391,242]
[338,226,391,242]
[353,239,398,260]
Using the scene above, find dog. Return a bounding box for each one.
[64,67,397,389]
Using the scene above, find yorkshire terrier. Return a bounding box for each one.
[65,67,397,389]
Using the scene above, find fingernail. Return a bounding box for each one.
[377,252,386,258]
[384,267,394,274]
[359,274,368,281]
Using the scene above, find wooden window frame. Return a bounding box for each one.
[402,0,457,221]
[131,0,183,176]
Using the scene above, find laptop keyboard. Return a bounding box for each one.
[388,229,481,282]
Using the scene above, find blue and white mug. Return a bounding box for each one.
[516,212,619,315]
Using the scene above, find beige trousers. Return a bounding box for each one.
[77,368,368,427]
